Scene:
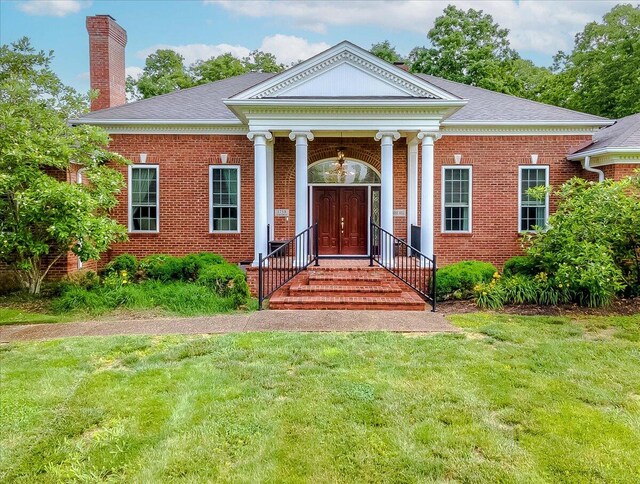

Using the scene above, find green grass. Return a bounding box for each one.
[0,308,68,325]
[0,281,257,325]
[1,313,639,482]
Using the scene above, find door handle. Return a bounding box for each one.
[341,217,344,233]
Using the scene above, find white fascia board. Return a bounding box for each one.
[441,120,614,127]
[225,99,467,108]
[567,147,640,161]
[70,118,243,126]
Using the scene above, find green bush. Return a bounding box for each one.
[102,254,138,278]
[473,280,505,310]
[436,261,498,301]
[59,270,100,291]
[502,256,539,277]
[138,252,225,282]
[197,263,250,304]
[500,274,538,304]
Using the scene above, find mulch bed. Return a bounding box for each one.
[438,297,640,317]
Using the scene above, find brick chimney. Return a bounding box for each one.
[86,15,127,111]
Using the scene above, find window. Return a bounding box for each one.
[128,165,159,232]
[210,166,240,232]
[519,166,549,231]
[442,166,472,232]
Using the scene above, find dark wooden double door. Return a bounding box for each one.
[313,187,367,255]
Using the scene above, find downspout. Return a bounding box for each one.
[583,155,604,182]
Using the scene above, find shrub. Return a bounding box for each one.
[473,279,505,310]
[436,261,497,301]
[102,254,138,278]
[500,274,538,304]
[139,252,225,282]
[59,270,100,291]
[197,263,250,304]
[502,256,539,277]
[525,174,640,304]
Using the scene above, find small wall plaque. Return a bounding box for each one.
[275,208,289,217]
[393,209,406,217]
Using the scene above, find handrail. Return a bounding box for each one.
[258,223,319,310]
[370,219,437,311]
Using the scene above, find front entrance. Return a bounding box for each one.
[313,187,367,255]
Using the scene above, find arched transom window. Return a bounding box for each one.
[308,159,381,184]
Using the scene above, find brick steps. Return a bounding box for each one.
[268,267,426,311]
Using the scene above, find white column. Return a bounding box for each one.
[248,131,272,265]
[266,138,275,240]
[418,131,439,259]
[289,131,314,266]
[289,131,314,235]
[407,138,419,250]
[375,131,400,265]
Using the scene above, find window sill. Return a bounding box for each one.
[440,232,473,236]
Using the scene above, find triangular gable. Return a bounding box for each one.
[229,41,460,101]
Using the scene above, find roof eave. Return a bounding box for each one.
[567,147,640,161]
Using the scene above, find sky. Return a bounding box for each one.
[0,0,621,93]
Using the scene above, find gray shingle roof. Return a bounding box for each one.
[572,112,640,154]
[74,69,610,125]
[77,72,276,121]
[415,74,609,123]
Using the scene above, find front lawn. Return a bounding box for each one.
[1,313,639,482]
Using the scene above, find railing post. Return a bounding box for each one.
[369,218,374,267]
[431,254,437,312]
[258,252,264,310]
[314,223,320,266]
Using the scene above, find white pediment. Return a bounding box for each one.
[229,41,460,101]
[274,62,414,98]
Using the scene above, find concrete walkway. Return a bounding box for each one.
[0,310,458,342]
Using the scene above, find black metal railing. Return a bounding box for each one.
[258,223,319,310]
[370,219,437,311]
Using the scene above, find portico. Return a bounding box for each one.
[226,41,466,265]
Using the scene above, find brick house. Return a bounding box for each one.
[66,15,638,308]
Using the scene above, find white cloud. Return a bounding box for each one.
[258,35,330,65]
[17,0,91,17]
[136,43,251,65]
[208,0,619,57]
[125,66,144,80]
[135,36,329,67]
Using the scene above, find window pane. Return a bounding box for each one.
[211,167,239,231]
[443,168,471,232]
[520,168,547,231]
[131,167,158,231]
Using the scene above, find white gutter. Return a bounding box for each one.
[567,146,640,160]
[583,156,605,182]
[441,120,614,127]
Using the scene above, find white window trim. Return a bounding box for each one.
[128,164,160,233]
[518,165,549,233]
[441,165,472,233]
[209,165,241,234]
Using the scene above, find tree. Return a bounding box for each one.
[370,41,404,64]
[191,53,248,84]
[127,49,194,100]
[542,4,640,118]
[243,50,284,73]
[0,38,128,294]
[510,58,555,102]
[409,5,522,94]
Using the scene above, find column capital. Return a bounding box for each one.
[289,131,314,142]
[417,131,441,142]
[247,131,273,142]
[375,131,401,142]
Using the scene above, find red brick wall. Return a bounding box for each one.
[103,134,256,266]
[433,135,593,267]
[602,163,640,180]
[86,15,127,111]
